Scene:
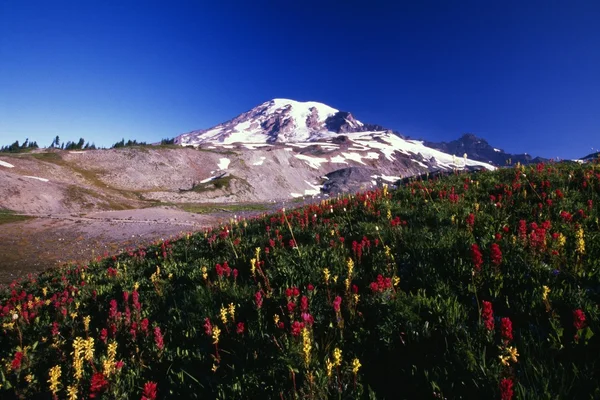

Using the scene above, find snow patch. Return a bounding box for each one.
[290,193,303,198]
[330,155,347,164]
[294,154,328,169]
[252,157,266,166]
[69,151,86,154]
[24,176,49,182]
[341,152,365,165]
[380,175,401,183]
[0,160,15,168]
[217,158,231,170]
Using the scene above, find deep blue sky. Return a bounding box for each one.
[1,0,599,158]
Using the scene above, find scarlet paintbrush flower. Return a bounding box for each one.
[471,244,483,271]
[287,301,296,314]
[490,243,502,267]
[291,321,304,336]
[466,213,475,228]
[203,318,213,335]
[500,317,513,342]
[254,291,263,309]
[89,372,109,398]
[499,378,514,400]
[573,309,586,330]
[153,326,164,350]
[333,296,342,312]
[141,381,157,400]
[300,295,309,312]
[236,322,245,335]
[481,301,494,331]
[11,351,23,370]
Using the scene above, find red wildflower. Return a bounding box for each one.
[203,318,213,335]
[300,296,309,312]
[254,291,263,309]
[141,318,149,334]
[51,321,60,336]
[109,299,118,320]
[471,244,483,271]
[500,317,513,342]
[141,381,158,400]
[499,378,514,400]
[153,326,164,350]
[352,284,359,294]
[307,284,314,291]
[287,301,296,314]
[573,309,586,330]
[285,288,293,298]
[11,351,23,370]
[100,328,108,343]
[291,321,305,336]
[490,243,502,267]
[236,322,245,335]
[89,372,109,398]
[301,312,314,326]
[481,301,494,331]
[232,269,238,280]
[466,213,475,228]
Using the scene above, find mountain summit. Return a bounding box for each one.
[176,99,385,145]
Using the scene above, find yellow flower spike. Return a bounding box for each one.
[393,276,400,287]
[67,385,78,400]
[576,227,585,254]
[84,337,94,362]
[250,259,256,277]
[48,365,61,395]
[353,293,360,304]
[25,374,34,383]
[323,268,330,285]
[255,247,261,262]
[273,314,280,326]
[83,316,91,332]
[70,312,78,320]
[133,282,139,291]
[302,327,312,366]
[228,303,236,322]
[347,258,354,277]
[333,275,338,284]
[325,358,334,378]
[219,306,228,325]
[201,266,208,280]
[507,346,519,363]
[212,326,221,345]
[333,348,342,367]
[542,286,551,301]
[352,358,361,374]
[42,287,48,297]
[386,209,392,220]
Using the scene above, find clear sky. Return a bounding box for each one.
[1,0,599,158]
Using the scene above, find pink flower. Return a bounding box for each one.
[203,318,213,336]
[333,296,342,312]
[300,296,309,312]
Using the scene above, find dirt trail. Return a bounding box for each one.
[0,207,236,284]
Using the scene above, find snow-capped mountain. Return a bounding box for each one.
[176,99,384,145]
[169,99,496,198]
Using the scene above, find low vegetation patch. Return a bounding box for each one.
[0,209,32,225]
[1,161,599,399]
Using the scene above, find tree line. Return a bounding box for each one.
[1,136,176,152]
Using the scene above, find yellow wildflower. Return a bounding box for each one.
[386,209,392,220]
[25,374,34,383]
[228,303,236,322]
[302,327,311,366]
[507,346,519,363]
[333,275,338,284]
[211,363,219,372]
[212,326,221,344]
[273,314,280,326]
[557,233,566,248]
[72,337,85,380]
[354,293,360,304]
[542,286,551,301]
[250,259,256,277]
[42,287,48,297]
[325,358,334,378]
[67,385,78,400]
[576,227,585,254]
[133,282,139,291]
[70,312,78,320]
[103,341,118,376]
[219,306,228,325]
[352,358,361,374]
[83,316,91,332]
[48,365,61,395]
[323,268,330,285]
[393,276,400,287]
[83,337,94,362]
[333,348,342,367]
[201,266,208,280]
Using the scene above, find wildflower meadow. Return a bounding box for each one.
[1,160,599,399]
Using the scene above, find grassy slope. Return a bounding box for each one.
[0,209,32,225]
[1,162,599,399]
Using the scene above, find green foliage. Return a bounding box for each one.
[1,161,600,399]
